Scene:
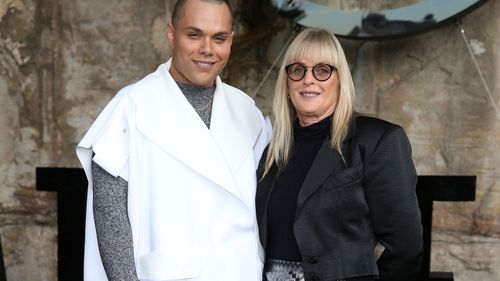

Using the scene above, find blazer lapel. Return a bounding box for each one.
[296,139,344,212]
[257,141,343,248]
[296,116,358,211]
[133,60,244,200]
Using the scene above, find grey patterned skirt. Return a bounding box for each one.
[265,258,305,281]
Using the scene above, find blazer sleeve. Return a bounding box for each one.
[362,126,423,281]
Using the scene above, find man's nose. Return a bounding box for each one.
[199,38,212,55]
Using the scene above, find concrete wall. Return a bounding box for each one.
[0,0,498,280]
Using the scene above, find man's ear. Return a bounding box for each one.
[229,31,235,44]
[167,23,175,46]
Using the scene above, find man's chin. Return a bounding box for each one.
[191,75,218,88]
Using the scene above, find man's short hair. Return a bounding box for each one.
[171,0,233,26]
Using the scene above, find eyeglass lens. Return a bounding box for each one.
[286,63,334,81]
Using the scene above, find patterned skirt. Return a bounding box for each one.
[265,258,305,281]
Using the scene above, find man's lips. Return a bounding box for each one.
[193,60,216,70]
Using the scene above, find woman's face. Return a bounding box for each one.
[287,58,340,127]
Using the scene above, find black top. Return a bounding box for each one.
[266,116,332,261]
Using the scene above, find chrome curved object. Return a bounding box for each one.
[273,0,489,39]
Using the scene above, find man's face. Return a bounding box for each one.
[167,0,234,88]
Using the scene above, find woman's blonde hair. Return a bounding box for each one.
[263,28,355,177]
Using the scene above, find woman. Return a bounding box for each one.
[256,28,423,281]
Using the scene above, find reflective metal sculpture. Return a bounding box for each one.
[272,0,488,39]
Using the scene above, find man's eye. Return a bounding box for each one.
[188,33,200,38]
[215,36,227,42]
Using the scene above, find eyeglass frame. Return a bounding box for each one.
[285,63,337,82]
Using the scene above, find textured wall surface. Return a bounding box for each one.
[347,1,500,279]
[0,0,498,280]
[0,0,168,280]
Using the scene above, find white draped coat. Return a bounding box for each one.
[76,59,271,281]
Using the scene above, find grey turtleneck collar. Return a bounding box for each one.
[175,81,216,128]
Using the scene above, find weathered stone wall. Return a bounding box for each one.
[346,1,500,279]
[0,0,168,280]
[0,0,498,280]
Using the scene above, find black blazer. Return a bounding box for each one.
[256,116,423,281]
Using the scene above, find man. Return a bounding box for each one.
[76,0,271,280]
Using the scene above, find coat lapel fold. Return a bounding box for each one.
[132,60,260,201]
[210,78,261,174]
[296,139,344,211]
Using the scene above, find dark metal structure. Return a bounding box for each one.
[36,168,87,281]
[36,167,476,281]
[0,236,6,281]
[416,176,476,281]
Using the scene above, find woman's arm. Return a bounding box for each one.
[92,161,140,281]
[363,126,423,281]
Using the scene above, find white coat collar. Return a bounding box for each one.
[131,59,262,200]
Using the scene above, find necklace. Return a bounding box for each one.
[176,81,215,112]
[191,93,214,111]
